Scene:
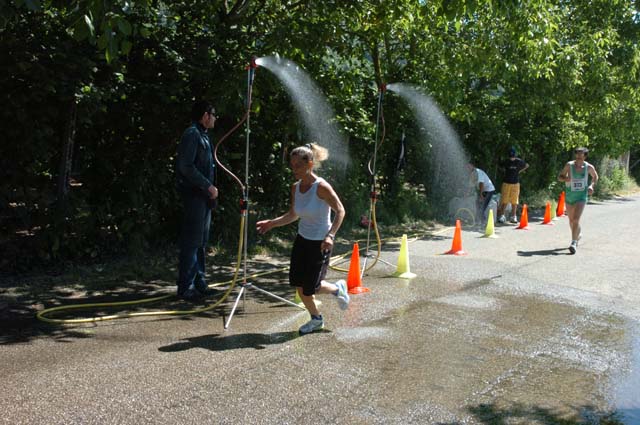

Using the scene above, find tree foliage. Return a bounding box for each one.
[1,0,639,270]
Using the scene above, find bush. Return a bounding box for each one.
[594,159,639,198]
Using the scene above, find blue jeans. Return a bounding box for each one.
[478,191,495,223]
[177,192,211,294]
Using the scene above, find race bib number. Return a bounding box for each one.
[571,180,584,191]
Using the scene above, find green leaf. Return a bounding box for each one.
[121,40,133,55]
[84,14,95,38]
[117,18,132,36]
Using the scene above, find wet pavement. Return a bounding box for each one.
[1,195,640,424]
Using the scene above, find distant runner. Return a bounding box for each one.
[557,147,599,254]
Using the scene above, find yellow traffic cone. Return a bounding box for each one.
[483,209,498,238]
[393,234,417,279]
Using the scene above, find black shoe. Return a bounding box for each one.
[179,287,204,302]
[194,284,213,296]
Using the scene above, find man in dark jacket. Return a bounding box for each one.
[175,100,219,301]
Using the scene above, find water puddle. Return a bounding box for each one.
[334,326,393,343]
[326,291,638,423]
[433,293,500,310]
[612,324,640,424]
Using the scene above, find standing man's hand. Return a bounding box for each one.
[207,185,218,200]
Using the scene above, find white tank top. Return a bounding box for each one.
[294,177,331,240]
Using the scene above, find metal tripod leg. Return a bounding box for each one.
[224,284,246,329]
[367,251,395,267]
[361,251,395,271]
[224,282,305,330]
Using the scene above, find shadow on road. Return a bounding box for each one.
[0,260,292,345]
[158,331,301,352]
[434,402,627,424]
[517,247,569,257]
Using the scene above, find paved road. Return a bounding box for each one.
[1,195,639,424]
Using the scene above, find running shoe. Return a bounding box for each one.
[299,317,324,335]
[569,240,577,254]
[498,215,506,224]
[334,279,350,310]
[510,216,519,223]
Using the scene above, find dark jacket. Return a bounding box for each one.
[176,122,215,195]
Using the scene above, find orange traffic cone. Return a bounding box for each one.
[556,191,566,217]
[516,204,529,230]
[347,243,369,294]
[541,201,554,225]
[445,220,467,255]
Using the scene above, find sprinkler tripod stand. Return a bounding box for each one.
[220,59,305,330]
[361,190,395,270]
[362,83,397,272]
[223,197,304,330]
[331,83,396,276]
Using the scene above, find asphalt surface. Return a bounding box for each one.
[1,195,640,424]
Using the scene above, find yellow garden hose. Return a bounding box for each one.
[36,215,248,324]
[35,224,446,325]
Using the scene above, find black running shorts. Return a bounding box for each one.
[289,234,332,296]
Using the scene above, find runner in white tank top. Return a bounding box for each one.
[294,176,331,240]
[256,143,350,334]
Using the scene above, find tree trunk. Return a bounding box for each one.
[620,150,630,173]
[372,43,382,89]
[56,97,77,217]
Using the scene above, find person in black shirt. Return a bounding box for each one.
[497,148,528,223]
[175,100,219,301]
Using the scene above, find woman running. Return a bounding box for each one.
[256,143,349,334]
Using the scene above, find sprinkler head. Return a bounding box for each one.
[245,56,259,70]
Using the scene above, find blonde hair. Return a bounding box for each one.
[290,143,329,168]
